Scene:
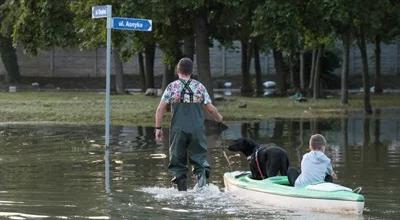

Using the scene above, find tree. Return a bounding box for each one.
[144,42,155,89]
[352,0,374,114]
[253,38,263,96]
[155,5,183,90]
[0,0,21,83]
[254,0,299,95]
[370,1,400,94]
[119,0,158,91]
[324,0,355,104]
[2,0,80,84]
[212,0,253,96]
[357,27,373,114]
[137,1,190,91]
[12,0,75,55]
[71,1,130,94]
[254,0,332,97]
[0,35,20,83]
[300,0,334,99]
[230,0,262,96]
[194,7,213,97]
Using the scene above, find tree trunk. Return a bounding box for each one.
[113,50,124,94]
[289,53,296,88]
[0,35,20,83]
[162,62,175,90]
[357,25,373,114]
[341,33,350,104]
[240,39,254,96]
[374,34,382,94]
[272,49,287,95]
[161,16,181,90]
[254,42,263,96]
[183,34,195,61]
[313,45,324,99]
[299,51,305,91]
[308,48,317,95]
[194,8,214,100]
[138,52,145,92]
[144,43,155,89]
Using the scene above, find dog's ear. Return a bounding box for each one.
[236,138,247,145]
[242,138,258,148]
[234,138,242,143]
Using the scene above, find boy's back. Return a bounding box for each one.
[295,150,333,187]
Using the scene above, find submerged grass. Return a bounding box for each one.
[1,91,400,126]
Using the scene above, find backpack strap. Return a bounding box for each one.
[179,79,194,103]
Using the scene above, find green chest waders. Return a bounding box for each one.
[168,79,210,181]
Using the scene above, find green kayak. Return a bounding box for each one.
[224,171,365,215]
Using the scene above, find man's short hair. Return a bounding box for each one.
[309,134,327,151]
[177,58,193,75]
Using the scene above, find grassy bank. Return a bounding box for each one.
[1,91,400,126]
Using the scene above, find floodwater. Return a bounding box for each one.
[0,110,399,219]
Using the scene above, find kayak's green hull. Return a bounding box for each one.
[224,171,365,215]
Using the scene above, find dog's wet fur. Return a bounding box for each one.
[228,138,289,180]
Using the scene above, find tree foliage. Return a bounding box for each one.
[5,0,75,55]
[0,0,399,99]
[0,0,20,83]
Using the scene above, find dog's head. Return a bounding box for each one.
[227,138,259,157]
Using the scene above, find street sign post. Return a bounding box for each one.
[91,5,152,154]
[92,4,112,194]
[92,5,112,150]
[112,17,152,31]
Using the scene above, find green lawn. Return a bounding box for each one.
[1,91,399,126]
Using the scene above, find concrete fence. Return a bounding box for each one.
[0,40,399,78]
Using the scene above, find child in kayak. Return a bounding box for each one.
[288,134,337,187]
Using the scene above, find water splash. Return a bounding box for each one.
[140,184,277,218]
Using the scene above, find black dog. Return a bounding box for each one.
[228,138,289,180]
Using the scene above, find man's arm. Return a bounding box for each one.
[155,101,168,141]
[155,100,168,128]
[203,103,223,122]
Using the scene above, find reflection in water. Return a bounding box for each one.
[104,147,111,194]
[0,110,400,219]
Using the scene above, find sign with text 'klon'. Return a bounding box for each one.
[92,5,108,18]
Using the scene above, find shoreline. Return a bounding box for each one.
[1,92,400,126]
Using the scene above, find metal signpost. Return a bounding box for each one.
[91,5,152,149]
[91,5,152,193]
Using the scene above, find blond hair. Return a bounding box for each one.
[309,134,327,151]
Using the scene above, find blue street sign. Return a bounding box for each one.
[112,17,152,32]
[92,5,108,19]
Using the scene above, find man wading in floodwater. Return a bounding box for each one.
[155,58,223,191]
